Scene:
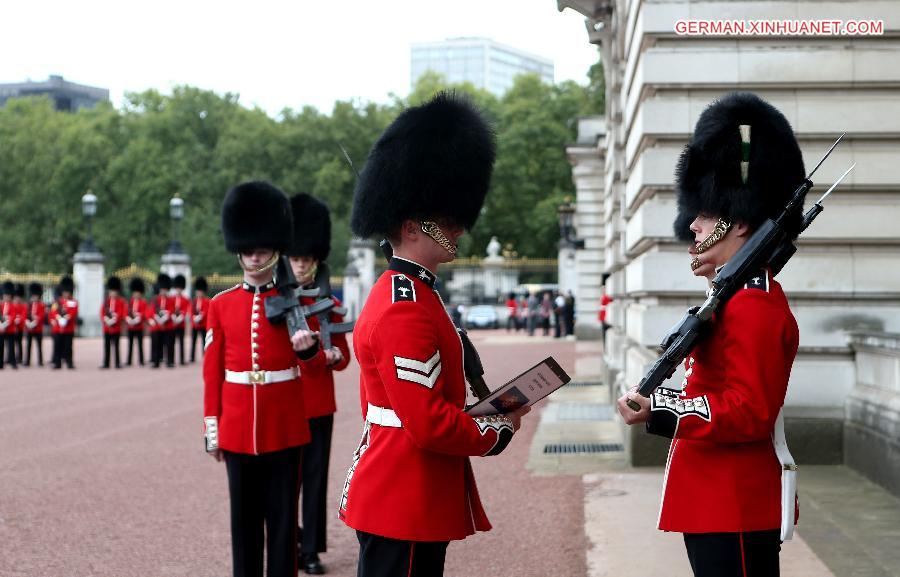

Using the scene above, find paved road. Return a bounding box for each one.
[0,331,580,577]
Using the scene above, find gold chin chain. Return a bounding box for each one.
[237,251,280,273]
[421,221,457,256]
[690,219,732,271]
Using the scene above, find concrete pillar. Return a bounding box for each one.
[349,238,378,304]
[73,250,104,338]
[161,252,192,294]
[557,245,578,296]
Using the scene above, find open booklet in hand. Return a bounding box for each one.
[465,357,571,417]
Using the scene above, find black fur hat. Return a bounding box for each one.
[1,281,13,296]
[674,92,805,241]
[288,193,331,261]
[157,273,172,290]
[14,283,25,298]
[106,276,123,292]
[173,274,186,290]
[194,276,208,292]
[129,277,146,294]
[59,276,74,294]
[222,181,293,253]
[351,91,496,238]
[29,282,43,297]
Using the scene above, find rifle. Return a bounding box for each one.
[309,263,355,352]
[264,255,334,340]
[627,135,854,411]
[379,240,491,400]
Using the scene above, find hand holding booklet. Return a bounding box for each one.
[465,357,571,417]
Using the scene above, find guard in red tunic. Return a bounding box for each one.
[49,276,78,370]
[23,282,46,367]
[0,282,17,369]
[171,274,190,366]
[203,181,318,577]
[13,283,26,364]
[287,193,351,575]
[339,92,530,577]
[617,93,804,577]
[100,275,128,369]
[126,277,148,366]
[190,276,209,363]
[151,274,175,369]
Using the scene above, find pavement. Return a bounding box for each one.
[0,332,898,576]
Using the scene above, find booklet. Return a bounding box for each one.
[465,357,571,417]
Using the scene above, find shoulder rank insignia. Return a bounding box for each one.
[744,270,769,292]
[392,274,416,303]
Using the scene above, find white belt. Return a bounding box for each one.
[225,367,299,385]
[365,403,402,428]
[772,408,797,541]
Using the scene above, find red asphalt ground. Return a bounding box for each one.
[0,331,582,577]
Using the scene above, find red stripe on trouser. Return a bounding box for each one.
[408,543,415,577]
[739,532,747,577]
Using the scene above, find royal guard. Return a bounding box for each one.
[13,283,26,363]
[203,181,318,577]
[49,276,78,370]
[23,282,46,367]
[126,277,148,367]
[171,274,190,366]
[617,93,804,576]
[288,193,351,575]
[339,92,530,577]
[100,276,128,369]
[151,273,175,368]
[189,276,210,363]
[0,281,17,369]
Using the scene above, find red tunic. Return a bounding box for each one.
[203,282,311,455]
[191,295,210,331]
[0,301,15,335]
[171,293,190,329]
[100,296,128,335]
[152,294,174,330]
[299,295,351,418]
[49,298,78,335]
[14,302,26,334]
[339,257,515,542]
[126,297,148,332]
[25,301,46,335]
[648,269,799,533]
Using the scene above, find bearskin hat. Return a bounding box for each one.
[674,92,805,241]
[156,273,172,291]
[288,193,331,261]
[29,282,43,297]
[106,276,123,292]
[14,283,25,298]
[1,281,13,296]
[59,276,74,294]
[173,274,186,290]
[194,276,208,293]
[222,181,293,253]
[129,277,145,294]
[350,91,496,238]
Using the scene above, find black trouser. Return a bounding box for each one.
[174,326,186,364]
[299,415,334,555]
[24,332,43,366]
[224,447,302,577]
[15,332,23,363]
[127,329,144,365]
[683,530,781,577]
[150,331,161,366]
[102,333,121,368]
[163,329,175,367]
[1,333,17,368]
[356,531,449,577]
[51,333,73,368]
[191,326,205,362]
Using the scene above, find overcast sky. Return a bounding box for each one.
[2,0,599,116]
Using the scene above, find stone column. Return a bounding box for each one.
[342,263,363,320]
[557,244,578,296]
[161,252,192,294]
[349,238,378,303]
[73,250,104,338]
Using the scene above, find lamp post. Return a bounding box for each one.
[79,190,99,253]
[167,194,184,254]
[557,198,585,249]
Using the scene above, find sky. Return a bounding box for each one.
[2,0,599,116]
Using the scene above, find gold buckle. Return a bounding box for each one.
[249,371,265,385]
[783,464,798,471]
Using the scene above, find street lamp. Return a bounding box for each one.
[167,193,184,254]
[79,190,99,253]
[557,198,585,249]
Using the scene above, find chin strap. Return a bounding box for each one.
[690,218,732,271]
[421,221,457,256]
[237,251,281,274]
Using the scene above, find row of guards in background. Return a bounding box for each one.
[1,277,78,370]
[102,273,210,369]
[502,291,576,337]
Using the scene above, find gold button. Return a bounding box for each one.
[252,313,259,320]
[252,322,259,329]
[252,363,260,371]
[252,343,259,349]
[252,332,259,339]
[253,352,259,359]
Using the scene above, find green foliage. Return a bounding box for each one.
[0,59,604,274]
